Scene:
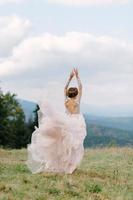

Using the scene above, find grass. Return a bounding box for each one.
[0,147,133,200]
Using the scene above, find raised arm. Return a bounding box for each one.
[74,68,82,100]
[64,70,74,99]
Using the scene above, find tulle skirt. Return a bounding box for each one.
[26,101,87,174]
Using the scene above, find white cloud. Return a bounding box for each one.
[0,32,133,106]
[0,0,23,5]
[48,0,129,6]
[0,32,133,76]
[0,15,31,57]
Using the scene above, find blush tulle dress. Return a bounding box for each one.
[26,99,87,174]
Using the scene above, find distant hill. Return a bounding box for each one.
[84,115,133,147]
[84,114,133,131]
[84,123,133,148]
[18,99,36,121]
[81,103,133,117]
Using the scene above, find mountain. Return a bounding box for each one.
[84,122,133,148]
[84,114,133,131]
[83,114,133,148]
[18,99,36,121]
[81,103,133,117]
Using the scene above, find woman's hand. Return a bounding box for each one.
[73,68,79,77]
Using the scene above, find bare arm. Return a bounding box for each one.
[74,68,82,101]
[64,71,74,99]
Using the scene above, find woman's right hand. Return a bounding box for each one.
[73,68,79,77]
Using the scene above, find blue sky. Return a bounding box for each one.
[0,0,133,38]
[0,0,133,113]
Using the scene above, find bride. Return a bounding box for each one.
[26,68,87,174]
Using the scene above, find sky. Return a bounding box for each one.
[0,0,133,112]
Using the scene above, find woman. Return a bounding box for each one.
[26,68,87,174]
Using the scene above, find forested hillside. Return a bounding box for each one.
[84,123,133,148]
[84,115,133,147]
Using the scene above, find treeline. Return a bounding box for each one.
[0,88,38,149]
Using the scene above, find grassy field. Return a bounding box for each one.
[0,147,133,200]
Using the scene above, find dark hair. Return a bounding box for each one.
[67,87,78,98]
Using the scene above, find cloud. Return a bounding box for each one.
[48,0,130,6]
[0,0,23,5]
[0,31,133,106]
[0,32,133,76]
[0,15,31,57]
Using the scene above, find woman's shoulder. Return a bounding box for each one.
[65,97,80,105]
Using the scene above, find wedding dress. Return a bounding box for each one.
[26,98,87,174]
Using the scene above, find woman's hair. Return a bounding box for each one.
[67,87,78,98]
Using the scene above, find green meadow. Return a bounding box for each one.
[0,147,133,200]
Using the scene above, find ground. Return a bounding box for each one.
[0,147,133,200]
